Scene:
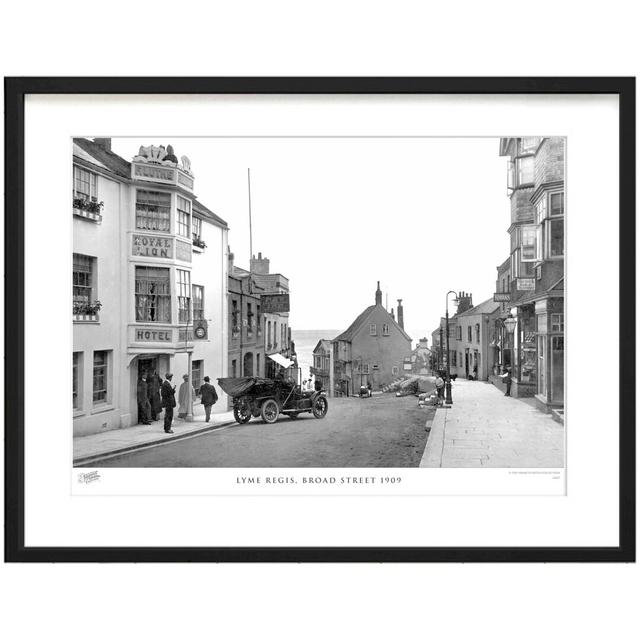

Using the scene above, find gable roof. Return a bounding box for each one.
[313,339,332,354]
[192,197,228,229]
[455,297,500,318]
[334,304,411,342]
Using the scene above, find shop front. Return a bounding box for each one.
[535,297,564,411]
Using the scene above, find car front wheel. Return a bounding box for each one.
[312,395,328,419]
[261,399,280,424]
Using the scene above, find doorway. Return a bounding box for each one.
[138,356,158,379]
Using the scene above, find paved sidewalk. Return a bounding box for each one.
[74,408,235,465]
[420,379,564,468]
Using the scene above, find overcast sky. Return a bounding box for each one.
[112,137,509,344]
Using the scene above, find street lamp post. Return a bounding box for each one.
[445,290,458,405]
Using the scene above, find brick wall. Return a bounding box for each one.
[510,186,535,224]
[535,137,565,187]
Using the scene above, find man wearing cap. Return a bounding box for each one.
[160,373,177,433]
[199,376,219,422]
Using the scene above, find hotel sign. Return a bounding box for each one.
[134,163,176,183]
[517,278,535,291]
[493,292,511,302]
[261,294,290,313]
[135,327,172,342]
[132,235,173,258]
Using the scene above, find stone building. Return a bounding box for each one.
[499,137,565,416]
[72,138,229,436]
[227,250,265,379]
[451,298,501,381]
[310,339,332,390]
[332,282,412,394]
[249,252,293,377]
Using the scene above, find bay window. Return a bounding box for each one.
[136,190,171,232]
[177,196,191,238]
[135,266,171,322]
[177,269,191,323]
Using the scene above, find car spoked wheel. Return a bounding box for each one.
[312,395,328,419]
[233,398,252,424]
[261,399,280,424]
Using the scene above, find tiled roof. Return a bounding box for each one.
[192,197,228,229]
[334,304,412,342]
[455,297,501,317]
[73,138,131,179]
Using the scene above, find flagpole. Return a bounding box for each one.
[248,168,253,294]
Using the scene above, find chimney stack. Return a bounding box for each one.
[93,138,112,152]
[390,308,395,321]
[250,252,270,275]
[397,299,404,329]
[375,281,382,305]
[456,291,473,314]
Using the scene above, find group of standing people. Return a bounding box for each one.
[137,370,219,434]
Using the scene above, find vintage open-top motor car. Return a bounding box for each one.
[217,376,329,425]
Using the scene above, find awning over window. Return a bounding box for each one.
[268,353,295,369]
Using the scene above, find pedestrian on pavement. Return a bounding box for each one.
[502,366,512,397]
[178,374,196,419]
[161,373,176,433]
[435,373,445,400]
[137,375,152,425]
[199,376,218,422]
[147,369,162,421]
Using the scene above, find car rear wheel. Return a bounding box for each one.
[261,399,280,424]
[312,395,328,419]
[233,398,252,424]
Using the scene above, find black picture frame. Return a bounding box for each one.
[4,77,635,563]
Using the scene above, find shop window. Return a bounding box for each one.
[92,350,110,405]
[192,285,204,320]
[177,269,191,323]
[192,360,203,394]
[370,323,377,336]
[73,253,97,315]
[136,189,171,232]
[177,195,191,238]
[537,336,547,398]
[73,352,83,410]
[135,266,171,322]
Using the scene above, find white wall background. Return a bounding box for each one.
[1,2,638,640]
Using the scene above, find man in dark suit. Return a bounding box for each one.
[161,372,177,433]
[198,376,219,423]
[137,375,152,425]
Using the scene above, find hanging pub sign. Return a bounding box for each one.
[517,278,535,291]
[261,293,290,313]
[493,292,511,302]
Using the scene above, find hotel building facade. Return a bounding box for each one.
[73,138,229,437]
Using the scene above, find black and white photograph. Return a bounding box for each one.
[72,135,565,471]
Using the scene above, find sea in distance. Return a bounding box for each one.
[291,329,340,379]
